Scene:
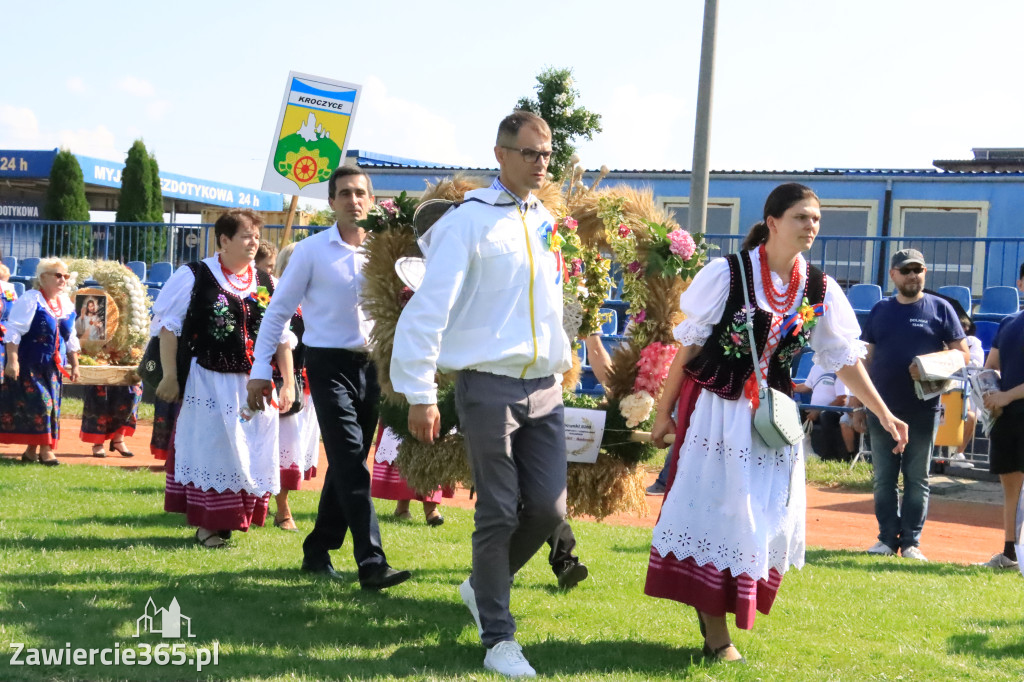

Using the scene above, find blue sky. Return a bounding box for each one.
[3,0,1023,207]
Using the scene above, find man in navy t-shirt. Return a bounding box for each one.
[849,249,969,561]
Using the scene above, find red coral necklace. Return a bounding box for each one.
[758,244,800,314]
[45,296,62,316]
[219,256,253,292]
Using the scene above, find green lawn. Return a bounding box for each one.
[0,460,1020,681]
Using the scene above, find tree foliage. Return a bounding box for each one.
[113,139,167,263]
[516,67,602,182]
[42,148,91,257]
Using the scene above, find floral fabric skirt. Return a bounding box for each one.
[80,384,143,444]
[0,361,62,446]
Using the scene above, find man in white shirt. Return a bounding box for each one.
[795,364,856,460]
[246,166,410,591]
[391,111,571,678]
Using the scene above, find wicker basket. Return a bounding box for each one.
[71,365,141,386]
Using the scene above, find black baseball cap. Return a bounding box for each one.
[891,248,925,269]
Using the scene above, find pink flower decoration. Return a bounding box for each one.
[563,217,578,231]
[632,342,680,397]
[668,229,697,259]
[618,223,631,237]
[379,199,398,217]
[634,309,647,324]
[627,260,642,274]
[570,258,583,277]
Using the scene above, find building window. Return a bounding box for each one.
[659,197,740,235]
[812,200,878,289]
[892,200,989,292]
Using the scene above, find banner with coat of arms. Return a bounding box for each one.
[261,71,361,199]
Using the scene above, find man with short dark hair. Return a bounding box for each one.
[247,165,410,591]
[391,110,570,678]
[850,248,970,561]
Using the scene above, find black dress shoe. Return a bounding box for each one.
[301,561,344,580]
[556,561,589,589]
[359,566,411,591]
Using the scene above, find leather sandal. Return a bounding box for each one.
[110,440,134,457]
[425,511,444,527]
[702,642,746,664]
[92,445,106,458]
[274,514,299,531]
[394,510,413,521]
[195,528,227,549]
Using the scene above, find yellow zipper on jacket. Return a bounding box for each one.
[516,203,539,378]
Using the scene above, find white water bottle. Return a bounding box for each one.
[238,405,257,423]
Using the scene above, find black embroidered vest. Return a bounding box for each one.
[182,262,275,374]
[685,251,826,400]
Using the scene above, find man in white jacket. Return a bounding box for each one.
[391,110,571,678]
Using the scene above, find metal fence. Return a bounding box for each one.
[0,220,322,270]
[4,219,1024,297]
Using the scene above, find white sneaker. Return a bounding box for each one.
[866,541,895,556]
[459,578,483,637]
[484,640,536,678]
[976,552,1019,569]
[947,452,975,469]
[901,546,928,561]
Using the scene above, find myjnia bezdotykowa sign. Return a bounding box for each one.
[262,72,361,200]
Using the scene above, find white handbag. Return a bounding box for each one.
[737,253,805,450]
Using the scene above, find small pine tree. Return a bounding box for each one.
[116,140,153,224]
[115,139,167,263]
[516,67,603,182]
[42,148,91,257]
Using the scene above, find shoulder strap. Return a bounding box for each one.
[737,252,768,391]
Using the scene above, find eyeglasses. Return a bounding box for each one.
[898,266,924,275]
[46,272,71,280]
[501,146,553,164]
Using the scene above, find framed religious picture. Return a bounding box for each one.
[74,287,119,353]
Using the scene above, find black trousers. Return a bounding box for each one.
[546,520,579,574]
[301,347,387,579]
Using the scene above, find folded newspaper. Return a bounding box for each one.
[911,350,966,400]
[964,366,1001,436]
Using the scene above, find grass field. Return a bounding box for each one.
[0,459,1020,682]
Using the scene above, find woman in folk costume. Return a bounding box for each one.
[152,209,295,548]
[80,383,143,457]
[0,258,16,379]
[371,424,449,526]
[646,183,908,663]
[257,241,322,532]
[0,258,81,464]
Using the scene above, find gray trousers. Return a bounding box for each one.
[455,370,567,647]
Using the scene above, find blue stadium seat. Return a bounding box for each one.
[599,307,618,336]
[146,261,174,288]
[12,281,25,298]
[847,284,882,313]
[16,257,39,278]
[600,334,627,358]
[973,320,1000,353]
[937,285,973,316]
[126,260,147,282]
[576,367,606,397]
[974,286,1019,323]
[793,348,815,383]
[1,256,15,274]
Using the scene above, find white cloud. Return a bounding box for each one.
[66,77,86,94]
[116,76,156,98]
[0,104,42,144]
[0,104,122,159]
[348,76,474,167]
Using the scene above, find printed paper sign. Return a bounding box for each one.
[564,407,606,464]
[262,72,361,199]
